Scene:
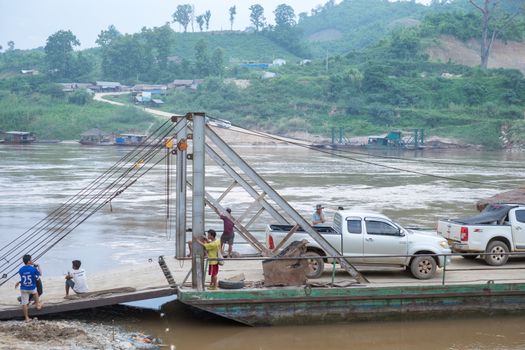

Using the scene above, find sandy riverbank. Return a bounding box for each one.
[0,319,161,350]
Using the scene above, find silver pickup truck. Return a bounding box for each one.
[437,204,525,265]
[266,210,451,279]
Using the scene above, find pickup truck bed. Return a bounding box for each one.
[268,225,336,234]
[438,204,525,266]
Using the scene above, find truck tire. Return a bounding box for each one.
[303,252,325,279]
[218,280,245,290]
[410,255,436,280]
[484,241,509,266]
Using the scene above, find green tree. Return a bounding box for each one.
[68,89,91,105]
[143,24,173,70]
[101,34,148,81]
[204,10,212,31]
[229,6,237,30]
[71,51,93,79]
[298,12,308,23]
[196,15,205,32]
[7,41,15,51]
[96,25,121,47]
[44,30,80,79]
[249,4,266,32]
[210,48,224,76]
[274,4,296,29]
[172,4,192,32]
[388,27,422,60]
[194,39,209,77]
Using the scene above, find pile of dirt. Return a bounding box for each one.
[0,320,160,350]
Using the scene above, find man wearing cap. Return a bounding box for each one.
[312,204,326,225]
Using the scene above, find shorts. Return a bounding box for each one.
[208,264,219,276]
[66,279,75,289]
[20,289,36,305]
[220,234,234,245]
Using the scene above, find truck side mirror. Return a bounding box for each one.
[397,229,405,237]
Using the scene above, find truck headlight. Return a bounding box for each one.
[439,240,449,249]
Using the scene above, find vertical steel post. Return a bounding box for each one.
[191,112,206,291]
[175,116,188,259]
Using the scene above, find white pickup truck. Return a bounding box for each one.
[437,204,525,266]
[266,210,451,280]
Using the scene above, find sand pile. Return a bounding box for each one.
[0,320,160,350]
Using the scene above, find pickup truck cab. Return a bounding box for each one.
[437,204,525,266]
[266,210,451,279]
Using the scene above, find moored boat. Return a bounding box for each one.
[1,131,36,144]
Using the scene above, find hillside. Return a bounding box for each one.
[170,32,300,63]
[1,0,525,148]
[298,0,429,57]
[427,35,525,74]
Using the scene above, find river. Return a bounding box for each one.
[1,142,525,349]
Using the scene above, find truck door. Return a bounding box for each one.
[341,217,364,263]
[509,209,525,250]
[363,218,407,264]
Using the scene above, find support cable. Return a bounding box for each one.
[0,119,185,285]
[0,121,173,266]
[205,117,493,186]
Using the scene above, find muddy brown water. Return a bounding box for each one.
[2,143,525,349]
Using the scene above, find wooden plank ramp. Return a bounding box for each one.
[0,286,177,320]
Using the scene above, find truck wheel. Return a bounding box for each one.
[484,241,509,266]
[410,255,436,280]
[303,252,325,279]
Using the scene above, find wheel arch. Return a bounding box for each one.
[486,237,511,251]
[306,246,328,262]
[410,250,439,266]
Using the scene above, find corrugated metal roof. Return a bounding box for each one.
[5,131,31,135]
[96,81,121,88]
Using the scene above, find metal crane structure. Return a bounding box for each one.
[0,112,367,291]
[177,113,367,290]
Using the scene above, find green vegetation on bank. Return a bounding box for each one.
[0,77,155,140]
[0,0,524,147]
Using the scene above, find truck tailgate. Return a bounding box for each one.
[437,220,462,241]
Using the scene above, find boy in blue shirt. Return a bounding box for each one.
[17,254,43,322]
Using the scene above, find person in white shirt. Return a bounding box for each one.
[65,260,89,296]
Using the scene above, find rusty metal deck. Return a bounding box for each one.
[0,286,177,320]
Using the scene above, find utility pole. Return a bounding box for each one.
[175,116,188,259]
[191,112,206,291]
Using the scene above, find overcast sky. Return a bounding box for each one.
[1,0,431,50]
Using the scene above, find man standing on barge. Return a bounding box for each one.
[312,204,326,225]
